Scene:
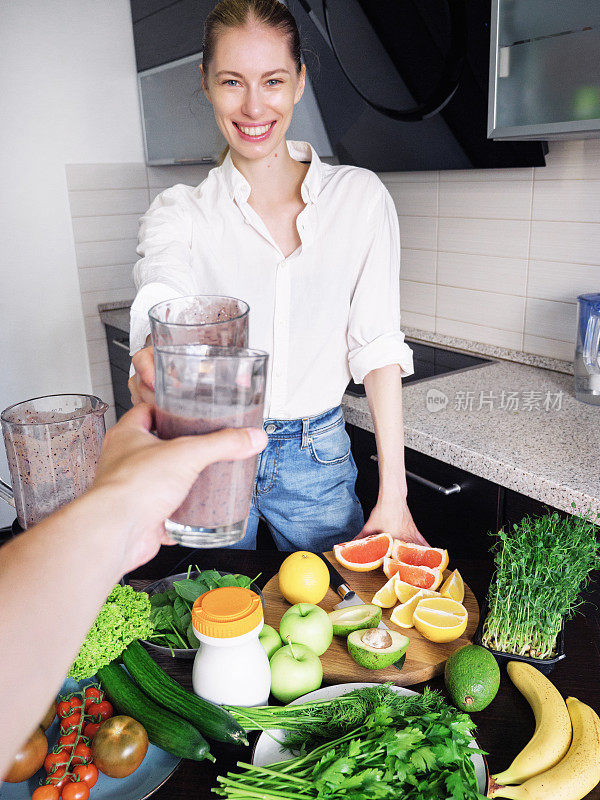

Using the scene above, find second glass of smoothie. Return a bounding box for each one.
[154,345,268,547]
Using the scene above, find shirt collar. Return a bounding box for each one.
[220,140,323,205]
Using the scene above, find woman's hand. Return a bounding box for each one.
[92,403,268,573]
[354,498,429,546]
[129,345,155,405]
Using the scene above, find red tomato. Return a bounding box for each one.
[83,722,100,740]
[71,743,92,765]
[69,697,84,711]
[32,785,60,800]
[60,712,82,733]
[47,765,69,789]
[83,687,103,712]
[86,701,112,722]
[62,782,90,800]
[57,701,72,719]
[73,763,99,788]
[44,750,68,773]
[59,732,78,747]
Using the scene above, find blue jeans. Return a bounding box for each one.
[230,406,364,552]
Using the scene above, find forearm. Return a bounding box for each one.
[363,363,408,502]
[0,487,126,774]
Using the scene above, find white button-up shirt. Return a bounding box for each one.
[130,141,413,419]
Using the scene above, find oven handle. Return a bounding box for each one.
[370,455,461,495]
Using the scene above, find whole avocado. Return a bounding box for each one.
[444,644,500,712]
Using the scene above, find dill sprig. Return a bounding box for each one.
[482,506,600,659]
[225,685,448,749]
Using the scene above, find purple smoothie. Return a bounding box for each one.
[156,404,263,528]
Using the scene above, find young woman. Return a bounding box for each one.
[129,0,428,551]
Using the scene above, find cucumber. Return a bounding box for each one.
[122,640,248,746]
[97,662,213,762]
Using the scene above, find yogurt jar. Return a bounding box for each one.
[191,586,270,706]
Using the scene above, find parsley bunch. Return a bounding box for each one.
[217,693,487,799]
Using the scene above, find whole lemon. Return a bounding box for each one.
[278,551,330,605]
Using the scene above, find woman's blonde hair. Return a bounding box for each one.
[202,0,303,165]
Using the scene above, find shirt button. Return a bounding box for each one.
[265,423,277,434]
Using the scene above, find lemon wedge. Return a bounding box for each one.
[393,576,422,604]
[371,574,398,608]
[412,597,468,642]
[440,569,465,603]
[390,588,438,628]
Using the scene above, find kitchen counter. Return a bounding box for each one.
[99,303,599,519]
[127,545,600,800]
[343,359,600,519]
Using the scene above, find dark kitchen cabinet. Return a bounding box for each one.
[104,324,133,421]
[130,0,215,71]
[349,424,502,561]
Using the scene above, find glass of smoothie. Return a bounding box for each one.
[0,394,108,530]
[154,345,268,547]
[149,295,249,348]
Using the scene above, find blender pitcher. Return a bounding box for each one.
[0,394,108,529]
[575,293,600,405]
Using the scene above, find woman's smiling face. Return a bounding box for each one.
[203,22,305,161]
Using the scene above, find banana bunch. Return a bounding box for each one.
[488,661,600,800]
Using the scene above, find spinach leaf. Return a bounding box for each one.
[149,591,171,608]
[174,578,207,602]
[217,574,239,588]
[150,605,176,630]
[187,622,200,648]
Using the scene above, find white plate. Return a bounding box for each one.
[252,682,488,795]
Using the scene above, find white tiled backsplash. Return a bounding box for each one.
[66,139,600,421]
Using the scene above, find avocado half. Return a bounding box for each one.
[347,628,410,670]
[329,604,382,635]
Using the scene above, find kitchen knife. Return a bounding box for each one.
[318,553,390,631]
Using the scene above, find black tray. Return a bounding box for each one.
[473,600,566,676]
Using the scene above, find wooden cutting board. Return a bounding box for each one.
[262,552,479,686]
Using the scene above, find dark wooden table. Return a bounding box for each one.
[128,545,600,800]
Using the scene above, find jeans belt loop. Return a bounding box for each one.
[301,417,310,449]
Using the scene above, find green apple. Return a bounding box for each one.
[279,603,333,656]
[259,624,283,659]
[270,641,323,702]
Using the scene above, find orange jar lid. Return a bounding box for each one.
[192,586,263,638]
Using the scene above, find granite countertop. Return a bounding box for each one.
[99,304,131,333]
[342,360,600,519]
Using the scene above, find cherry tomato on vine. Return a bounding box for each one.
[62,781,90,800]
[57,700,72,718]
[60,711,82,733]
[83,687,103,711]
[44,750,68,773]
[86,701,112,722]
[72,742,92,765]
[32,785,60,800]
[69,696,84,711]
[59,732,78,747]
[73,763,99,788]
[83,722,100,739]
[47,765,69,789]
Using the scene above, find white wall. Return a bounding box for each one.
[0,0,145,526]
[386,139,600,361]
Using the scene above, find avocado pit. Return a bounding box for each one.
[361,628,392,649]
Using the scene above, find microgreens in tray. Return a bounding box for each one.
[148,566,261,650]
[482,506,600,659]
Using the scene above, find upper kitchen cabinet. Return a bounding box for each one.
[489,0,600,140]
[131,0,215,71]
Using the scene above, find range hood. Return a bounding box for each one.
[289,0,546,171]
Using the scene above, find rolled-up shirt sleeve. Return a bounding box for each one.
[347,181,414,384]
[130,185,198,355]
